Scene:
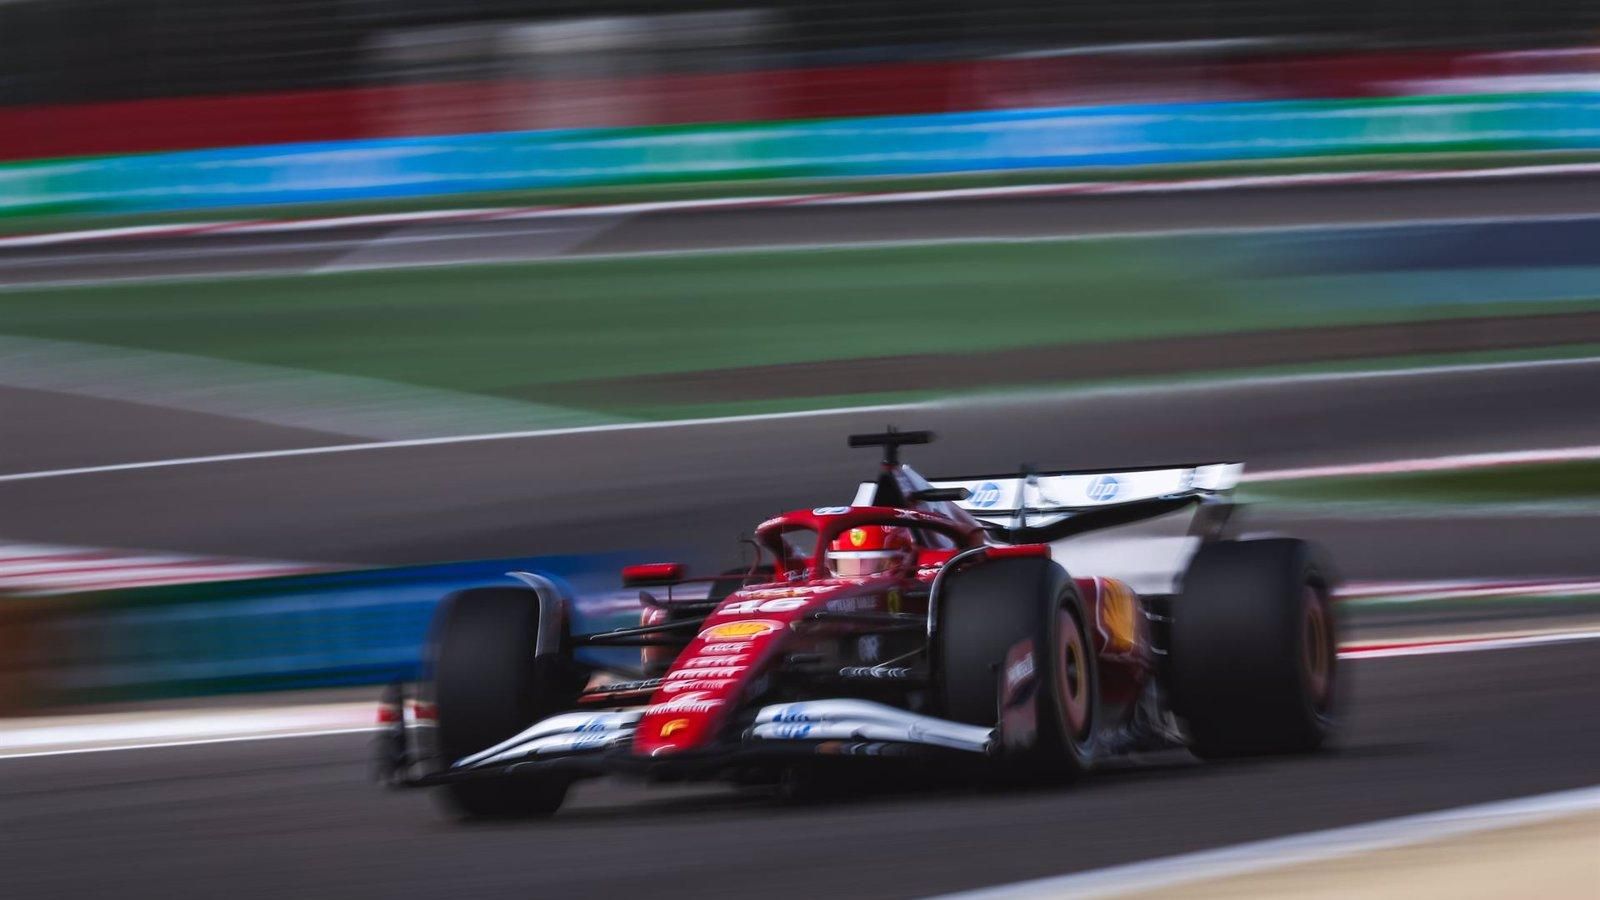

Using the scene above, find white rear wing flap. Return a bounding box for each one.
[927,463,1243,539]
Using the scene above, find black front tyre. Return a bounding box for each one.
[1171,538,1338,758]
[430,586,584,818]
[934,556,1097,778]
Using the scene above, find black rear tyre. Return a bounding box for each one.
[934,556,1097,777]
[1171,539,1338,758]
[430,586,583,818]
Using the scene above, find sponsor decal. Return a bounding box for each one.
[661,678,734,694]
[812,506,850,516]
[575,718,613,733]
[668,665,747,679]
[1086,474,1121,502]
[737,585,831,601]
[858,634,882,663]
[848,527,869,548]
[840,665,913,679]
[699,619,781,641]
[969,481,1003,509]
[659,718,691,737]
[1000,638,1039,749]
[590,677,663,694]
[700,642,749,654]
[645,691,724,715]
[770,707,816,723]
[1005,649,1036,691]
[770,723,813,739]
[720,597,810,614]
[826,595,877,613]
[682,653,746,666]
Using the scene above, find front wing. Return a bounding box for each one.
[379,692,996,787]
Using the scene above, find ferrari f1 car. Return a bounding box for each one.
[377,429,1339,817]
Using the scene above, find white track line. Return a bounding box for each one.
[931,784,1600,900]
[0,703,377,760]
[5,160,1600,250]
[4,355,1600,485]
[0,539,325,594]
[1245,445,1600,482]
[1339,628,1600,659]
[0,400,934,483]
[0,399,931,484]
[0,226,567,271]
[0,727,379,761]
[1340,577,1600,602]
[4,627,1594,760]
[0,222,236,248]
[16,210,1600,293]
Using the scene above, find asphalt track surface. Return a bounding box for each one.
[3,642,1596,900]
[8,171,1600,286]
[4,176,1600,899]
[547,310,1600,405]
[3,358,1599,583]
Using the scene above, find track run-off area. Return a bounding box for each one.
[3,357,1599,899]
[2,173,1599,898]
[1,640,1595,899]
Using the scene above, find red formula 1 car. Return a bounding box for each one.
[377,429,1339,817]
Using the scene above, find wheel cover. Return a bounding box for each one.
[1302,586,1332,708]
[1058,608,1090,738]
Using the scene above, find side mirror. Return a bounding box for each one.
[622,562,687,587]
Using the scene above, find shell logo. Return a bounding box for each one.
[848,528,869,547]
[699,619,781,641]
[659,718,691,737]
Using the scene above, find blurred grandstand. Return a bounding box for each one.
[3,0,1599,160]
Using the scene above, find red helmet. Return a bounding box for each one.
[827,525,915,577]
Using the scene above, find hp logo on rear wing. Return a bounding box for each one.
[1086,475,1122,502]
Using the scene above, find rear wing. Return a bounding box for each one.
[927,463,1243,543]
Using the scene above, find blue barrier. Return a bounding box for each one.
[4,93,1599,217]
[15,553,644,704]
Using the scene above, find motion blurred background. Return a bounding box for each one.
[4,0,1600,207]
[6,0,1600,151]
[1,2,1599,898]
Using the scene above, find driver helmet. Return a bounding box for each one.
[827,525,914,577]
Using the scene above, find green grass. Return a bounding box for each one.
[1246,460,1600,507]
[7,148,1600,236]
[5,238,1599,407]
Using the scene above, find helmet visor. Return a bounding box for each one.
[827,550,905,577]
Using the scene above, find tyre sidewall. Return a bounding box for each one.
[1039,583,1097,774]
[934,557,1097,778]
[1173,539,1339,757]
[428,586,578,817]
